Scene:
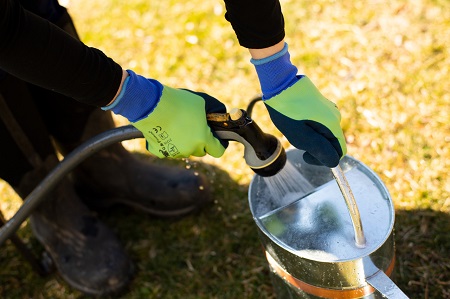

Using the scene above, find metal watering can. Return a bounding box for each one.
[248,149,409,298]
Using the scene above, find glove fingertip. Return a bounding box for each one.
[303,152,340,168]
[220,140,229,149]
[302,152,323,166]
[207,143,226,158]
[340,137,348,157]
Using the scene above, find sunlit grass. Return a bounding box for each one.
[1,0,449,298]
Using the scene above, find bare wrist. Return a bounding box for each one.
[107,69,129,106]
[248,40,285,59]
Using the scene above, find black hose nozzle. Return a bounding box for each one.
[207,108,286,177]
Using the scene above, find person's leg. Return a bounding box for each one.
[0,74,54,186]
[27,5,213,217]
[0,66,132,297]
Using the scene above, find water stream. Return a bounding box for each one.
[262,160,314,202]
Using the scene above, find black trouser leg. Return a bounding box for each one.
[0,75,55,187]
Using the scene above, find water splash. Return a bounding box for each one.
[263,160,314,202]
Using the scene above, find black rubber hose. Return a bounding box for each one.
[246,96,263,118]
[0,125,143,246]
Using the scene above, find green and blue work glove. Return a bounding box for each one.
[251,43,347,168]
[103,70,227,158]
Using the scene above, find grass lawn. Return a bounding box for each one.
[1,0,449,298]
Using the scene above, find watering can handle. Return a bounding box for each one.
[331,166,366,248]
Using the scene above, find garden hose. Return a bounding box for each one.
[0,104,285,246]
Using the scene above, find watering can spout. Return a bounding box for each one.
[366,269,409,298]
[362,258,409,298]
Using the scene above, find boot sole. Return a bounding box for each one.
[30,219,134,296]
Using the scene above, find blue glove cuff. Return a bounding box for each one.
[251,43,300,100]
[102,70,163,122]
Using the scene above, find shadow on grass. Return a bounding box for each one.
[0,154,276,299]
[1,152,449,299]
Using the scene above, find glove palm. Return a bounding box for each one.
[264,76,346,167]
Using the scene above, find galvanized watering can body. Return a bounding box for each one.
[248,150,408,298]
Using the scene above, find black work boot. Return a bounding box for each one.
[15,157,133,296]
[61,110,213,217]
